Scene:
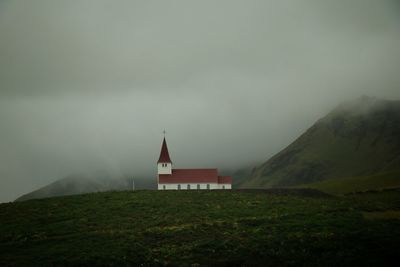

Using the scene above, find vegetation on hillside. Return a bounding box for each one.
[16,174,156,202]
[1,190,399,266]
[240,97,400,188]
[294,171,400,195]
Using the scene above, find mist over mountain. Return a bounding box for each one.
[16,174,156,202]
[1,0,400,202]
[239,97,400,188]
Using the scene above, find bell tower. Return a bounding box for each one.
[157,133,172,175]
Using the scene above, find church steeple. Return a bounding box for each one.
[157,135,172,175]
[157,137,172,164]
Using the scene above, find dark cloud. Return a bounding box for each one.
[1,0,400,202]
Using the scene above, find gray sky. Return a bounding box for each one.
[1,0,400,202]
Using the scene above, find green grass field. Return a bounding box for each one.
[1,189,400,266]
[295,171,400,195]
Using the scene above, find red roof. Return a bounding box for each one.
[157,137,172,163]
[218,176,232,184]
[159,169,232,184]
[159,169,218,183]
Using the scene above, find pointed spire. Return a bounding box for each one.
[157,137,172,163]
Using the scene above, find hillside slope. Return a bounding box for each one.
[295,171,400,195]
[240,97,400,188]
[16,174,156,201]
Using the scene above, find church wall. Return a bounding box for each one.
[157,163,172,174]
[218,184,232,189]
[158,183,230,190]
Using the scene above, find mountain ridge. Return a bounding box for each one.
[239,96,400,188]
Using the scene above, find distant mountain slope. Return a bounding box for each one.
[240,96,400,188]
[16,174,156,201]
[231,166,256,188]
[294,171,400,195]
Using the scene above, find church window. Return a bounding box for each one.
[163,185,166,190]
[178,184,181,190]
[207,184,210,190]
[222,185,225,189]
[197,184,200,189]
[187,184,190,190]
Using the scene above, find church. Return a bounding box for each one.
[157,136,232,190]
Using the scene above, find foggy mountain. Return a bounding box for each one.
[239,96,400,188]
[1,0,400,202]
[14,96,400,200]
[16,174,156,202]
[2,1,400,265]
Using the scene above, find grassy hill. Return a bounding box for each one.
[239,96,400,188]
[1,190,400,266]
[16,174,156,202]
[294,171,400,195]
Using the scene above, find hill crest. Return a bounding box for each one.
[239,96,400,188]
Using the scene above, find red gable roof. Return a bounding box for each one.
[218,176,232,184]
[157,137,172,163]
[159,169,218,184]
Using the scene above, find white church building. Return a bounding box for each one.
[157,137,232,190]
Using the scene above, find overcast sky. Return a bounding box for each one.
[0,0,400,202]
